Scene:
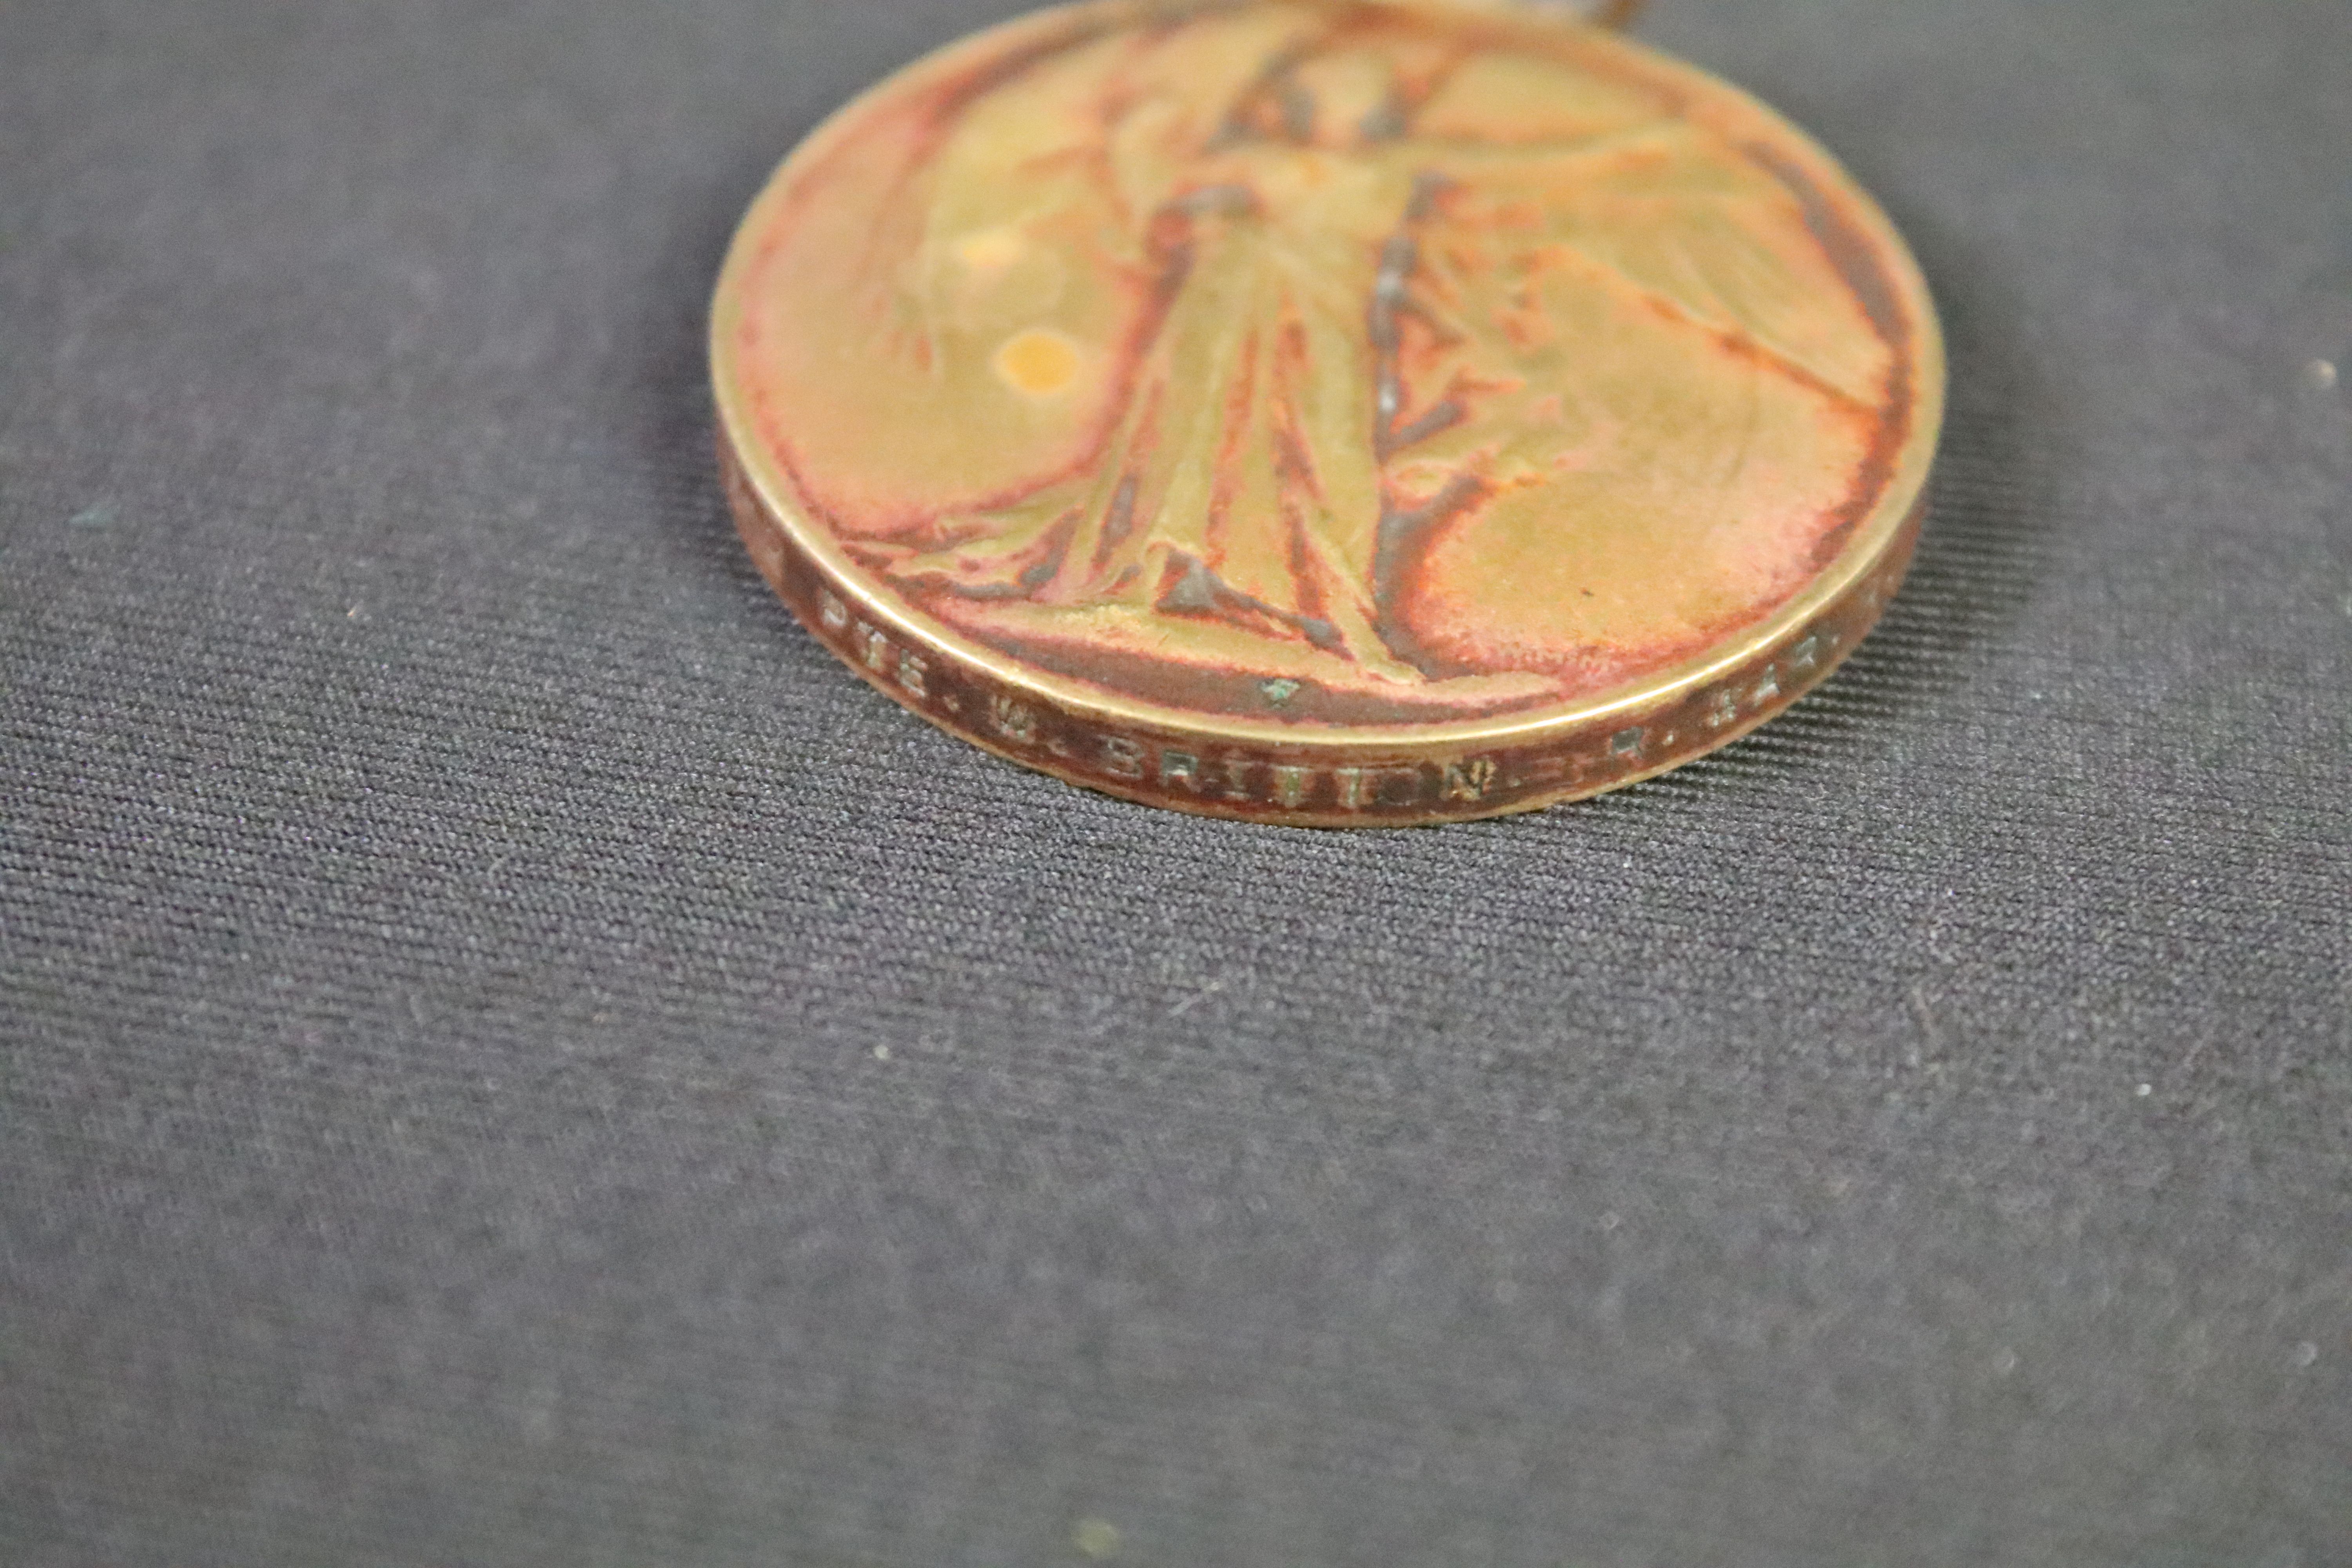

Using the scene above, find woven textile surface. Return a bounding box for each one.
[3,1,2347,1564]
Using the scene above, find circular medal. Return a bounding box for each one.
[711,0,1942,825]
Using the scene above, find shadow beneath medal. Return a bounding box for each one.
[1604,207,2056,807]
[637,167,781,579]
[627,99,860,674]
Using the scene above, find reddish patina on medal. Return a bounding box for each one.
[713,0,1943,824]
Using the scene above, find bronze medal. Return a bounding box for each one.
[711,0,1943,825]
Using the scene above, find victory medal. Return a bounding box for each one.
[711,0,1944,824]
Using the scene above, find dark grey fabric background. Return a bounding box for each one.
[3,0,2347,1563]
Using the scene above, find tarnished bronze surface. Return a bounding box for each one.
[711,0,1944,825]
